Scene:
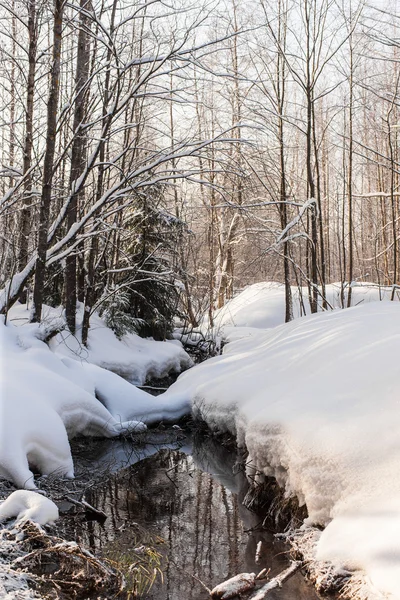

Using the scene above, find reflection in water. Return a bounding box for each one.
[64,434,319,600]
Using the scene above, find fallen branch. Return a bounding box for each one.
[248,561,302,599]
[65,495,107,520]
[255,541,263,564]
[210,573,256,599]
[256,568,269,580]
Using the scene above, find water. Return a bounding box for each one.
[62,432,320,600]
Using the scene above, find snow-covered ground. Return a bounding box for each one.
[10,303,192,385]
[0,491,58,526]
[0,526,37,600]
[1,305,192,489]
[166,299,400,600]
[210,281,400,339]
[3,286,400,598]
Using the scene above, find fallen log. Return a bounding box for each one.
[248,561,302,599]
[210,572,256,599]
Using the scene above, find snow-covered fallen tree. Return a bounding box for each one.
[165,301,400,600]
[0,314,192,488]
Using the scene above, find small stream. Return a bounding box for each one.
[59,431,320,600]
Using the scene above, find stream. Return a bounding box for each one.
[58,430,320,600]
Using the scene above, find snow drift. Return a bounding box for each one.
[211,281,400,337]
[165,301,400,599]
[0,315,191,488]
[10,303,192,385]
[0,491,58,526]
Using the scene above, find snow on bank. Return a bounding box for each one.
[0,528,36,600]
[211,281,400,338]
[165,301,400,599]
[0,491,58,526]
[0,490,59,598]
[9,304,192,385]
[0,316,191,488]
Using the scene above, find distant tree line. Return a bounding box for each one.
[0,0,399,338]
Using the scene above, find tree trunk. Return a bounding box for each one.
[65,0,91,334]
[31,0,64,322]
[18,0,37,287]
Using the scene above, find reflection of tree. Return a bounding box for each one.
[123,450,195,523]
[54,436,318,599]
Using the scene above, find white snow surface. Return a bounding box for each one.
[211,281,400,338]
[165,301,400,599]
[44,306,192,385]
[0,311,191,488]
[0,491,58,526]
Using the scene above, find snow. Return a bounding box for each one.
[165,300,400,599]
[0,309,192,489]
[0,491,58,598]
[4,287,400,596]
[0,491,58,526]
[10,303,192,385]
[210,281,400,338]
[0,528,36,600]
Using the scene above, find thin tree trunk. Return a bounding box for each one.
[347,30,354,308]
[304,0,318,313]
[277,0,293,322]
[31,0,64,322]
[65,0,91,333]
[81,0,117,345]
[18,0,37,282]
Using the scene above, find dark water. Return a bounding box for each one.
[63,433,320,600]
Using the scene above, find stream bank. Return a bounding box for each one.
[1,425,350,599]
[53,428,321,599]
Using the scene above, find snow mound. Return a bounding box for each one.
[165,301,400,599]
[0,317,191,488]
[211,281,400,337]
[10,303,193,385]
[0,491,58,526]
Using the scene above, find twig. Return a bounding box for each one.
[65,495,107,520]
[248,561,302,599]
[170,560,211,594]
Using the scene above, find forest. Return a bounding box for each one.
[2,1,400,600]
[1,0,399,334]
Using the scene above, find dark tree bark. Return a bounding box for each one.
[276,0,293,322]
[31,0,64,322]
[65,0,91,334]
[18,0,37,295]
[305,37,319,314]
[81,0,117,345]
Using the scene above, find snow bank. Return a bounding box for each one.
[211,281,400,338]
[0,316,191,488]
[0,491,58,526]
[165,302,400,599]
[15,304,193,385]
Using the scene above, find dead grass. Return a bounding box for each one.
[7,521,124,599]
